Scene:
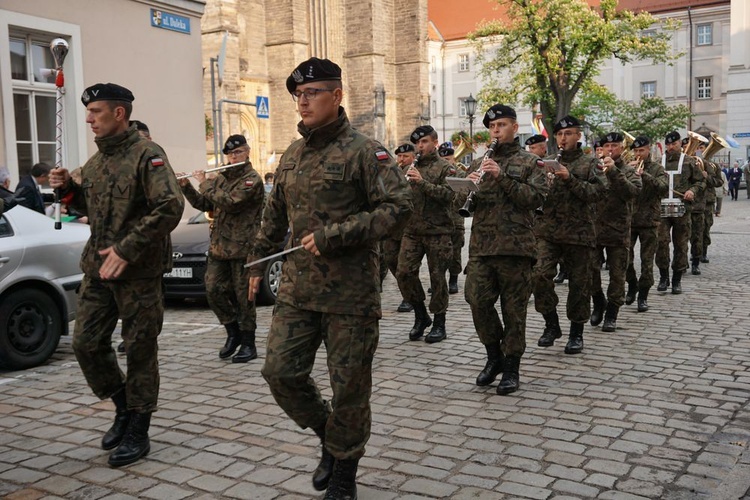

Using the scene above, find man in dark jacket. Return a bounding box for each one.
[16,162,52,214]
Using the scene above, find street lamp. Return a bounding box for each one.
[465,94,477,161]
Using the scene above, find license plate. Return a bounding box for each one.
[164,267,193,279]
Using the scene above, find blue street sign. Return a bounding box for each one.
[151,9,191,35]
[256,96,269,119]
[733,132,750,138]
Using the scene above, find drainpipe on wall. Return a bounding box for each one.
[441,40,446,141]
[688,6,693,130]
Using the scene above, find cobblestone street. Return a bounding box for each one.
[1,199,749,500]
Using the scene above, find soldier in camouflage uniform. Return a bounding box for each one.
[696,143,723,263]
[438,142,465,295]
[589,133,642,332]
[465,104,547,395]
[247,58,412,500]
[685,138,708,277]
[624,136,668,313]
[178,134,264,363]
[655,131,705,294]
[49,83,184,467]
[396,125,455,344]
[533,115,607,354]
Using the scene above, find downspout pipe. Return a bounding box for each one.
[688,6,693,130]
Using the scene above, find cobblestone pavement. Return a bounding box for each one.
[1,199,749,500]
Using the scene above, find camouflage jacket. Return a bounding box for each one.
[64,126,184,279]
[701,159,723,207]
[662,152,705,215]
[468,139,547,258]
[248,109,412,318]
[404,151,455,236]
[449,163,467,229]
[181,161,264,260]
[535,146,607,248]
[631,158,668,228]
[594,157,643,247]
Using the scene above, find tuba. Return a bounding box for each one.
[703,132,729,161]
[620,131,636,164]
[454,139,476,162]
[684,130,709,157]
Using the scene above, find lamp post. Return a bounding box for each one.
[465,94,477,162]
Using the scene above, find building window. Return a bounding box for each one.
[697,77,712,99]
[432,100,437,118]
[697,24,712,46]
[9,33,58,176]
[458,54,470,72]
[459,98,467,117]
[641,81,656,98]
[431,56,436,73]
[641,29,656,38]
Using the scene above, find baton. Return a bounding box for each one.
[244,245,304,268]
[50,39,69,230]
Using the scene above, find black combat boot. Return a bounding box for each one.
[232,330,257,363]
[637,288,649,312]
[324,458,359,500]
[396,301,413,313]
[476,343,504,386]
[625,281,637,305]
[108,412,151,467]
[564,322,584,354]
[312,424,335,491]
[671,271,683,294]
[408,302,432,341]
[496,356,521,395]
[553,268,567,284]
[425,313,446,343]
[537,311,562,347]
[101,388,130,450]
[691,257,701,275]
[448,274,459,294]
[117,341,126,353]
[590,291,606,326]
[219,321,242,359]
[700,251,709,263]
[657,268,670,292]
[601,303,619,332]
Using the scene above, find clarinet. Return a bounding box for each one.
[405,153,421,183]
[458,140,500,217]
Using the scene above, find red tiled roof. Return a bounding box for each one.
[428,0,729,41]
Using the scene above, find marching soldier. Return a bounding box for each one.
[247,57,412,499]
[625,136,668,313]
[396,125,455,344]
[589,133,642,332]
[178,134,264,363]
[655,131,705,294]
[525,134,548,158]
[533,115,607,354]
[466,105,547,395]
[686,138,708,276]
[697,142,724,263]
[438,141,465,295]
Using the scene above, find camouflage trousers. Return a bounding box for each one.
[592,245,629,307]
[626,226,659,290]
[382,237,401,280]
[73,276,163,413]
[533,239,594,324]
[656,214,692,273]
[702,204,715,256]
[261,302,378,460]
[465,255,533,358]
[690,211,705,259]
[206,257,256,332]
[449,222,465,276]
[396,233,452,314]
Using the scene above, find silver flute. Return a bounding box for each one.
[176,160,247,180]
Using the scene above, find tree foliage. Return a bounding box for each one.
[470,0,681,139]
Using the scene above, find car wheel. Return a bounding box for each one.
[256,257,283,306]
[0,289,62,370]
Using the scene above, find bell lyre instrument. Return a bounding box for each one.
[458,139,500,217]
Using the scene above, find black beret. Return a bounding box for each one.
[222,134,248,154]
[482,104,517,128]
[131,120,149,133]
[286,57,342,94]
[553,115,581,133]
[395,143,415,154]
[410,125,435,144]
[681,137,690,146]
[593,139,602,149]
[81,83,134,106]
[665,131,681,145]
[525,134,547,146]
[632,136,650,149]
[602,132,624,145]
[438,142,454,157]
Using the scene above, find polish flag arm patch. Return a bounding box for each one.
[375,148,390,162]
[245,180,254,186]
[150,157,164,167]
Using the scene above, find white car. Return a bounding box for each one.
[0,207,89,370]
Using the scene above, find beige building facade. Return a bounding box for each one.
[201,0,430,176]
[0,0,206,184]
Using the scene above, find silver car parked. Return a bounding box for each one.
[0,207,89,370]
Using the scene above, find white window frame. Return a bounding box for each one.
[697,77,712,99]
[640,81,656,98]
[458,53,470,72]
[697,23,712,46]
[459,98,467,117]
[0,10,86,183]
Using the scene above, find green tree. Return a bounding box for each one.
[470,0,680,140]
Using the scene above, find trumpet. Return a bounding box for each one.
[175,160,247,180]
[458,139,500,217]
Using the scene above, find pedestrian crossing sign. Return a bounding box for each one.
[256,96,269,119]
